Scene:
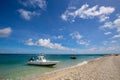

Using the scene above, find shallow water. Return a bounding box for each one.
[0,54,106,80]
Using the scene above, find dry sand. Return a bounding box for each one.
[32,55,120,80]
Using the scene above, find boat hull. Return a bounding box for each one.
[70,56,77,59]
[27,61,59,66]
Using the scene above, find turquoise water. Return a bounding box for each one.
[0,54,106,80]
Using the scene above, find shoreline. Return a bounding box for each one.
[25,56,106,80]
[28,54,120,80]
[0,54,108,80]
[41,56,104,75]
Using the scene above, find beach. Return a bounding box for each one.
[0,54,103,80]
[33,55,120,80]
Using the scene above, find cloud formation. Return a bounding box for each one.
[104,32,112,35]
[70,31,89,46]
[53,35,63,39]
[26,38,68,50]
[26,38,34,46]
[70,31,82,40]
[18,9,40,20]
[112,34,120,38]
[0,27,12,37]
[61,4,115,22]
[20,0,46,10]
[18,0,46,20]
[26,38,120,54]
[100,16,120,39]
[87,46,120,53]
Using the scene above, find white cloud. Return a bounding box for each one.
[26,38,68,50]
[70,31,82,40]
[20,0,46,10]
[54,35,63,39]
[18,9,40,20]
[61,4,115,22]
[112,34,120,38]
[0,27,12,37]
[100,22,113,29]
[77,40,89,46]
[114,18,120,32]
[70,31,89,46]
[100,16,120,39]
[103,40,114,46]
[26,38,34,45]
[87,45,120,54]
[61,14,68,21]
[68,6,76,10]
[70,45,120,54]
[25,38,120,54]
[19,0,46,20]
[99,15,109,22]
[104,32,112,35]
[101,17,120,32]
[96,46,120,53]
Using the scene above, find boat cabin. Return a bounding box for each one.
[38,55,47,62]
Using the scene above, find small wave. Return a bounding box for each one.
[40,57,103,77]
[76,61,88,66]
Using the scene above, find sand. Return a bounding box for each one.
[31,55,120,80]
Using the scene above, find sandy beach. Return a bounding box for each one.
[31,55,120,80]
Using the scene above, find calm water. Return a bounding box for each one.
[0,54,107,80]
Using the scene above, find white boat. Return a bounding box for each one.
[27,55,59,66]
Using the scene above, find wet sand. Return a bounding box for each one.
[30,55,120,80]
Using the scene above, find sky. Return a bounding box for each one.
[0,0,120,54]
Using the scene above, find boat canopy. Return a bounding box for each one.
[38,56,46,62]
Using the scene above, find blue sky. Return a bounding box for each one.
[0,0,120,54]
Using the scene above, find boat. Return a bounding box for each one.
[27,55,59,66]
[70,56,77,59]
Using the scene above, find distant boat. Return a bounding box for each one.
[70,56,77,59]
[27,55,59,66]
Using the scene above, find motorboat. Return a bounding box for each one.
[27,55,59,66]
[70,56,77,59]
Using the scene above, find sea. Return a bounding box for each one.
[0,54,107,80]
